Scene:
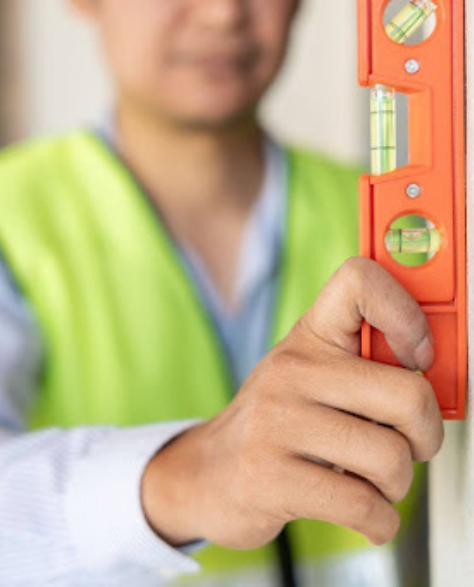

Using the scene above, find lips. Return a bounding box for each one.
[173,45,260,72]
[193,55,253,72]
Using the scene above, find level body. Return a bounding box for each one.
[358,0,466,419]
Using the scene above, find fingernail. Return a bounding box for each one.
[413,335,434,371]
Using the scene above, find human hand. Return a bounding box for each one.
[142,258,443,549]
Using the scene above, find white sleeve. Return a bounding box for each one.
[0,261,202,586]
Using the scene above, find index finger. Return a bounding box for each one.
[303,257,434,372]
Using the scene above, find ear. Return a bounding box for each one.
[68,0,98,18]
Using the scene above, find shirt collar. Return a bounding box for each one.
[95,114,288,319]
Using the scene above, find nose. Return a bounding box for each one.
[193,0,249,32]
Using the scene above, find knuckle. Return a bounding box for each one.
[408,376,433,422]
[350,485,379,531]
[350,485,400,545]
[281,502,301,523]
[429,401,445,456]
[267,348,309,384]
[371,509,401,546]
[248,516,283,548]
[382,436,414,502]
[404,375,444,462]
[339,257,371,290]
[408,307,430,339]
[418,412,445,462]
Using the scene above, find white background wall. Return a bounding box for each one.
[429,1,473,586]
[16,0,367,164]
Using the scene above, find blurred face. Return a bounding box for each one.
[75,0,299,128]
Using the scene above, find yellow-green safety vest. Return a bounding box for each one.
[0,131,425,581]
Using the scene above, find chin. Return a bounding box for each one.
[168,102,258,131]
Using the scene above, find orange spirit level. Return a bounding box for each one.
[358,0,467,419]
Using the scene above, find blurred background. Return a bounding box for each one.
[0,0,368,165]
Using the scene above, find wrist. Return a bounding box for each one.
[141,423,210,546]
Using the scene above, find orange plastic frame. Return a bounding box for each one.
[358,0,466,419]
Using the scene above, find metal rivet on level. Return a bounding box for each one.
[406,183,422,199]
[405,59,420,74]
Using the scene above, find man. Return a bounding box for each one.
[0,1,443,586]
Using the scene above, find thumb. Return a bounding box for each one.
[302,257,434,372]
